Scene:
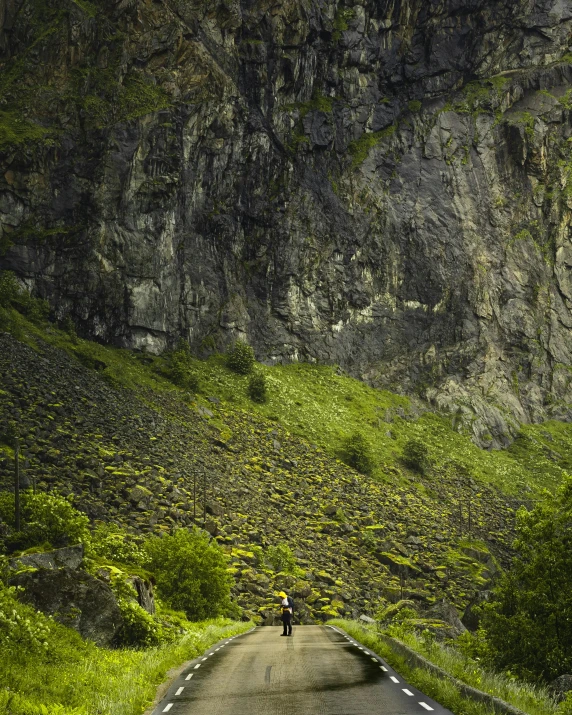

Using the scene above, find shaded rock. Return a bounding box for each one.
[549,675,572,703]
[206,501,224,517]
[11,568,123,646]
[462,591,492,632]
[426,599,467,637]
[10,544,84,571]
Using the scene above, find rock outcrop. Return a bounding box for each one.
[2,1,572,443]
[9,543,84,571]
[11,568,123,646]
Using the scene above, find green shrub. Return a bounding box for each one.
[226,341,255,374]
[170,340,200,391]
[144,528,232,621]
[265,543,298,574]
[248,371,267,403]
[483,476,572,681]
[0,491,90,552]
[0,270,49,323]
[402,439,430,474]
[89,523,146,566]
[342,432,374,475]
[0,582,52,654]
[115,599,162,647]
[408,100,422,113]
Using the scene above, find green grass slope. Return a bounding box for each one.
[0,304,571,623]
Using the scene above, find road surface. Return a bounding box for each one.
[152,625,453,715]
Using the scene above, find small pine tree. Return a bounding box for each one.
[402,439,430,474]
[171,339,200,391]
[226,340,255,375]
[342,432,374,475]
[248,372,267,403]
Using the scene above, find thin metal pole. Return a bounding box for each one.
[193,471,196,522]
[468,499,472,537]
[14,439,20,532]
[203,470,206,528]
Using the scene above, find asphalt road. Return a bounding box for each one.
[152,625,453,715]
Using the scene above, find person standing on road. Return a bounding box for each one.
[279,590,293,636]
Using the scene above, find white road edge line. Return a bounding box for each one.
[419,703,434,711]
[402,689,414,696]
[175,687,184,696]
[390,676,400,683]
[185,674,193,681]
[162,705,173,713]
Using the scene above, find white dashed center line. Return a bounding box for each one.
[185,673,193,681]
[175,687,184,696]
[390,676,400,683]
[402,689,414,696]
[194,664,201,670]
[371,658,377,662]
[419,703,434,711]
[380,666,388,672]
[162,705,173,713]
[201,657,208,661]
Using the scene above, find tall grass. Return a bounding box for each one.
[0,620,251,715]
[329,620,559,715]
[384,626,557,715]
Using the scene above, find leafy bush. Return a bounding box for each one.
[0,491,90,552]
[0,583,52,655]
[226,341,255,375]
[342,432,374,475]
[89,523,146,566]
[115,599,162,647]
[144,529,231,621]
[248,371,267,403]
[483,476,572,682]
[402,439,430,474]
[170,340,200,391]
[265,543,298,574]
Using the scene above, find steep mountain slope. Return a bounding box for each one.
[1,314,564,623]
[2,0,572,443]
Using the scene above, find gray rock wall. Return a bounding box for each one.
[2,0,572,443]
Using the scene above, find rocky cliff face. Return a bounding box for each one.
[2,0,572,445]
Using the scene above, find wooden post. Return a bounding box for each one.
[14,438,20,532]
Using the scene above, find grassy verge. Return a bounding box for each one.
[328,620,559,715]
[0,590,251,715]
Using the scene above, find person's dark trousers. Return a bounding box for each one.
[282,613,292,635]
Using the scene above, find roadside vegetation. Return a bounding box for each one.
[0,587,249,715]
[331,620,560,715]
[331,477,572,715]
[0,490,249,715]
